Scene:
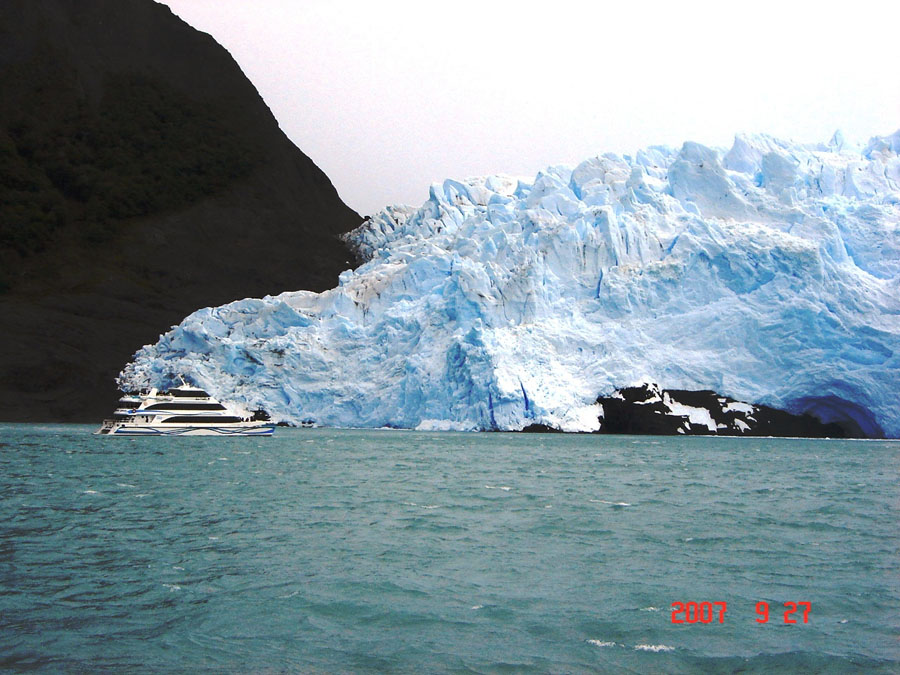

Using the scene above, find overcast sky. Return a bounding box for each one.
[158,0,899,217]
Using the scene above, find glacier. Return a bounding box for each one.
[119,130,900,437]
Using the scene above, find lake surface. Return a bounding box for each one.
[1,425,898,673]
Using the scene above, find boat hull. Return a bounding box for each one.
[96,423,275,436]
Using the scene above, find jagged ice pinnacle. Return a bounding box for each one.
[120,131,900,437]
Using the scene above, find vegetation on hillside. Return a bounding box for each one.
[0,73,258,291]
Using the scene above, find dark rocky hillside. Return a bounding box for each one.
[0,0,362,421]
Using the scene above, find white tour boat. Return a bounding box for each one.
[96,382,274,436]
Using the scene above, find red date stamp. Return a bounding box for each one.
[671,601,727,623]
[671,601,810,624]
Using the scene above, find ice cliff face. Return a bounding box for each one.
[120,131,900,437]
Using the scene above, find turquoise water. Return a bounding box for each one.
[1,425,898,673]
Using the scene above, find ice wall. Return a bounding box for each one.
[120,131,900,436]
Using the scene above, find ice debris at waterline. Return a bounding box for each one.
[120,131,900,437]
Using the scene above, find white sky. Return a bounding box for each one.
[158,0,899,217]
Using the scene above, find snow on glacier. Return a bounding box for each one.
[119,131,900,437]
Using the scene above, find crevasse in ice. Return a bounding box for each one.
[119,131,900,436]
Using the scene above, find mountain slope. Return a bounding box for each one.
[0,0,361,421]
[120,131,900,438]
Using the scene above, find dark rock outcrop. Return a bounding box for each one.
[596,383,865,438]
[0,0,362,421]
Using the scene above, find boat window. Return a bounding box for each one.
[160,415,244,424]
[166,389,210,398]
[143,402,226,411]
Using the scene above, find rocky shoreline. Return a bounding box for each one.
[520,383,868,438]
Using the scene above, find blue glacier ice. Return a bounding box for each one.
[120,131,900,437]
